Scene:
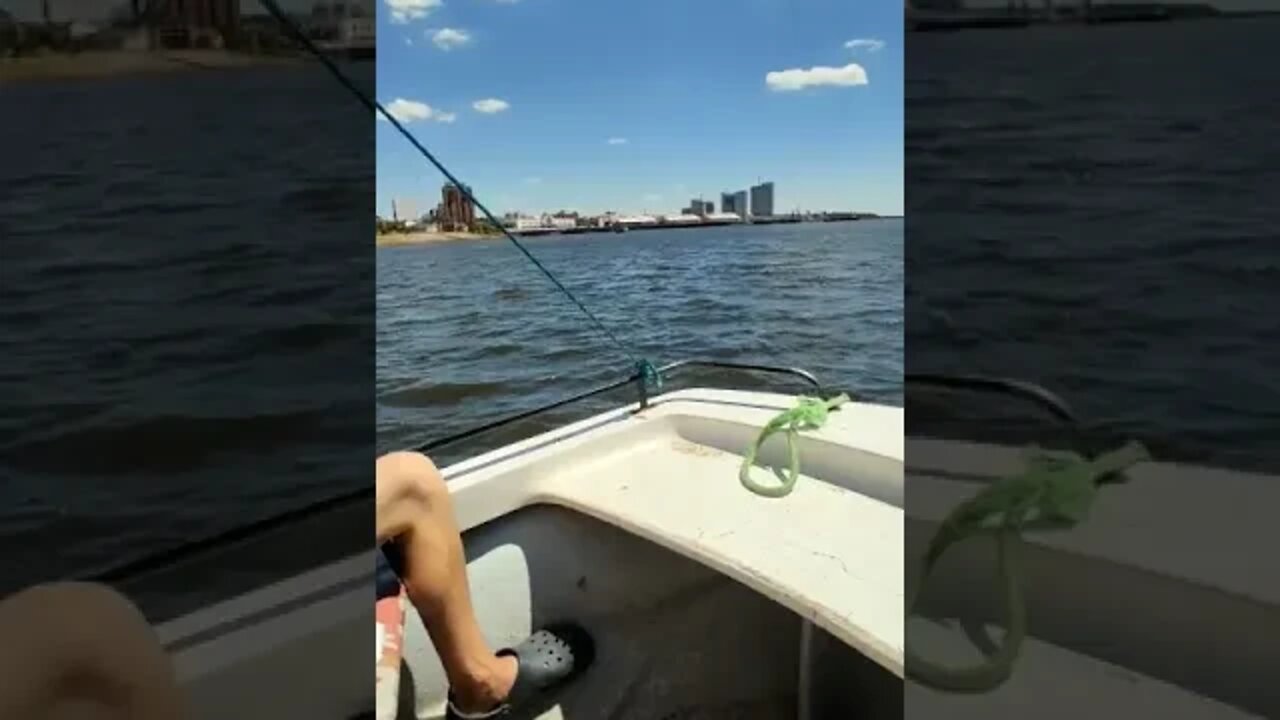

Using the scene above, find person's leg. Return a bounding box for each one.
[0,581,185,719]
[375,451,517,713]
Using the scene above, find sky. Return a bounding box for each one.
[376,0,905,218]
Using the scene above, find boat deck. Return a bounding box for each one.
[390,387,905,719]
[443,388,905,678]
[538,394,904,674]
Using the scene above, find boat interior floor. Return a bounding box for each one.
[397,506,902,720]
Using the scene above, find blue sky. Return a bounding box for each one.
[376,0,904,218]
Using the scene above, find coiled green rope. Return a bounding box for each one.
[740,395,1150,692]
[905,441,1150,692]
[739,394,851,498]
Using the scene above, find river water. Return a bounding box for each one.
[906,17,1280,471]
[376,221,904,464]
[1,64,374,608]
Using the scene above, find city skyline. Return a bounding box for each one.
[376,0,903,218]
[383,177,866,224]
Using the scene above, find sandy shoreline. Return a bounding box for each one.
[0,50,305,84]
[376,231,489,247]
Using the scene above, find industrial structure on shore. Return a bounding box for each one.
[436,183,477,232]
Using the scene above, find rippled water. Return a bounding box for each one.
[1,66,373,601]
[906,19,1280,470]
[377,221,904,462]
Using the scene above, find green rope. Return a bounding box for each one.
[739,394,851,498]
[905,441,1150,692]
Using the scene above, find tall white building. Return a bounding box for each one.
[749,181,775,217]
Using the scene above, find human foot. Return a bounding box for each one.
[445,624,594,719]
[449,654,517,714]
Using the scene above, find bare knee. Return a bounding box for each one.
[378,451,446,502]
[377,451,448,540]
[0,582,178,717]
[4,581,148,634]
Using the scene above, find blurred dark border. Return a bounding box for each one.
[1,0,374,711]
[905,8,1279,719]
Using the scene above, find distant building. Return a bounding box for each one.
[544,213,577,230]
[617,215,659,227]
[721,190,748,216]
[749,182,774,218]
[437,183,475,231]
[391,198,416,222]
[504,215,542,230]
[684,199,714,216]
[309,0,375,51]
[704,212,744,223]
[159,0,240,46]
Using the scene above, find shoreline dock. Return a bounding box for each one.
[377,216,893,246]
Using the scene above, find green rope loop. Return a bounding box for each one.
[905,441,1150,692]
[739,394,851,498]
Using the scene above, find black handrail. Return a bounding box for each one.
[417,359,826,453]
[906,372,1077,424]
[88,359,828,586]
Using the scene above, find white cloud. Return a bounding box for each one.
[472,98,511,114]
[386,0,442,23]
[606,137,628,145]
[405,37,413,46]
[431,27,471,51]
[379,98,456,124]
[844,38,885,52]
[765,63,868,91]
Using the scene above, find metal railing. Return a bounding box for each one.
[906,372,1076,423]
[89,358,830,586]
[90,364,1082,588]
[416,359,828,453]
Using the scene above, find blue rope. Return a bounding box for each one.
[636,359,662,391]
[258,0,659,385]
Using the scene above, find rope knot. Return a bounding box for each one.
[740,393,850,498]
[907,440,1149,692]
[635,359,662,391]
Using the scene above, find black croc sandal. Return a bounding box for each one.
[444,623,595,719]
